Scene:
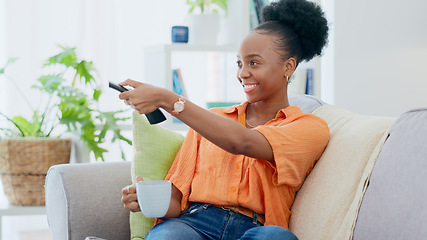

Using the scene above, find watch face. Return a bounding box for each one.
[174,102,185,112]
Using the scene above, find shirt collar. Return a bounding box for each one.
[224,101,249,114]
[224,101,302,121]
[275,105,302,119]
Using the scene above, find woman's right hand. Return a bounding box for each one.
[121,176,144,212]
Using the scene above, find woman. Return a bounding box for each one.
[120,0,329,239]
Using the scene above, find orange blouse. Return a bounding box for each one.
[165,101,329,229]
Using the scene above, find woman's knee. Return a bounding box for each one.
[240,225,298,240]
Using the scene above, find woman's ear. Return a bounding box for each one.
[283,57,297,79]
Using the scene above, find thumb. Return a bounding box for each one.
[135,176,144,182]
[119,79,142,89]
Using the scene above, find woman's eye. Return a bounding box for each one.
[236,61,242,67]
[250,61,258,66]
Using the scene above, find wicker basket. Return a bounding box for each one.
[0,138,71,206]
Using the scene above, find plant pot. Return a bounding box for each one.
[0,138,71,206]
[187,14,220,45]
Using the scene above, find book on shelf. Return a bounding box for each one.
[288,68,314,96]
[172,68,187,98]
[305,68,314,95]
[172,68,187,123]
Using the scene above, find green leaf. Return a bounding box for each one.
[11,112,43,137]
[11,116,32,135]
[45,46,77,68]
[75,60,96,85]
[186,0,204,13]
[0,58,18,75]
[188,6,195,13]
[0,112,26,136]
[89,143,108,161]
[212,0,228,13]
[82,128,108,161]
[97,110,132,161]
[186,0,229,14]
[0,127,16,137]
[120,145,126,162]
[93,88,102,101]
[99,111,132,144]
[59,99,93,129]
[32,74,65,93]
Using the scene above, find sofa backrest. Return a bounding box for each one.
[353,108,427,240]
[289,104,395,240]
[289,94,325,113]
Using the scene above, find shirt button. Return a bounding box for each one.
[231,187,236,192]
[236,164,240,169]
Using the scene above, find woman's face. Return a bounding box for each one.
[237,31,289,104]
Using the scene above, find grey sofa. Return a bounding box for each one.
[45,95,427,240]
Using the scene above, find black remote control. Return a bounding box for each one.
[109,82,166,124]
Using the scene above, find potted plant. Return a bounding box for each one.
[185,0,229,45]
[0,46,131,205]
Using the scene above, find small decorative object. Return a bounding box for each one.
[187,14,220,45]
[171,26,189,43]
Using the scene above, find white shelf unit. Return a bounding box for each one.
[0,204,47,240]
[288,58,322,97]
[143,44,244,131]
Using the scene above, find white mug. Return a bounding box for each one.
[136,180,172,218]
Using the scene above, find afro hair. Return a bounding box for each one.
[257,0,329,62]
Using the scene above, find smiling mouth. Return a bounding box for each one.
[242,83,259,93]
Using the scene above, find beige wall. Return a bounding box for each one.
[332,0,427,117]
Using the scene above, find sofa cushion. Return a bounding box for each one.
[130,112,185,240]
[353,108,427,240]
[289,105,395,240]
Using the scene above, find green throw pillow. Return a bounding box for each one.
[130,112,185,240]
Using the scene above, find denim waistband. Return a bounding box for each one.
[213,204,265,225]
[187,203,264,225]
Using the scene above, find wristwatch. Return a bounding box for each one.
[171,96,185,116]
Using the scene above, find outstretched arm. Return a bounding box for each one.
[118,79,274,162]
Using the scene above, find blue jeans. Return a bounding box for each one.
[145,203,298,240]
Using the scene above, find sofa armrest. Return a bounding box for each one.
[353,108,427,239]
[45,161,132,240]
